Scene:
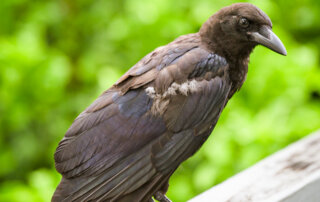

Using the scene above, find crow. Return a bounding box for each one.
[52,3,286,202]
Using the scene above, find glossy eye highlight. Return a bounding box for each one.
[239,17,249,28]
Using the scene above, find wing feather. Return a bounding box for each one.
[53,33,232,202]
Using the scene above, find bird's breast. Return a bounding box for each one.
[227,58,249,98]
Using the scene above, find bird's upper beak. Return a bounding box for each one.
[249,25,287,56]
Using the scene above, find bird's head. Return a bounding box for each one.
[200,3,287,59]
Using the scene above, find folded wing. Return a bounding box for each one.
[53,34,231,202]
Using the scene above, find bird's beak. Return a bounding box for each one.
[249,25,287,56]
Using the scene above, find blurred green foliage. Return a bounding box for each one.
[0,0,320,201]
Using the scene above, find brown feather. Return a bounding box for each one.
[53,3,282,202]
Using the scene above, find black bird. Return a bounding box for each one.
[52,3,286,202]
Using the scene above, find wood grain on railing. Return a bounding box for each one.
[189,130,320,202]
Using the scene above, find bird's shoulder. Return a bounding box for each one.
[115,33,201,87]
[114,33,229,94]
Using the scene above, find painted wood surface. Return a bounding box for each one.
[189,130,320,202]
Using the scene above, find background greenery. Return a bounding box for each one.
[0,0,319,201]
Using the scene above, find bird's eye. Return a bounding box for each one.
[239,18,249,28]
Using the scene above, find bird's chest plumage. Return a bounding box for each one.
[227,58,249,98]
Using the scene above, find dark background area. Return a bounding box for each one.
[0,0,320,201]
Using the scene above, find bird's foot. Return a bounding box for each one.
[154,191,172,202]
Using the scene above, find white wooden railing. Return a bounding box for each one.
[189,130,320,202]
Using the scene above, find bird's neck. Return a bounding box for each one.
[199,21,254,96]
[222,42,252,94]
[227,56,250,98]
[202,37,251,97]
